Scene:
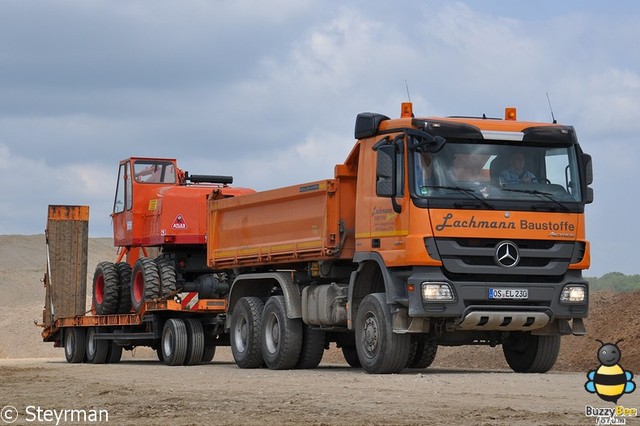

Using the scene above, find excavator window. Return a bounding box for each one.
[133,161,176,184]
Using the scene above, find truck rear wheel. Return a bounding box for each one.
[202,343,216,363]
[93,262,120,315]
[115,262,132,314]
[184,319,205,366]
[261,295,302,370]
[406,334,438,369]
[230,297,265,368]
[86,327,109,364]
[131,258,160,313]
[502,332,560,373]
[64,327,86,363]
[355,293,410,374]
[161,318,188,366]
[341,346,361,367]
[296,326,325,369]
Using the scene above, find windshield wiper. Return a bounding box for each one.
[501,188,570,212]
[424,185,495,209]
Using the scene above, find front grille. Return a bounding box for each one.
[433,238,575,277]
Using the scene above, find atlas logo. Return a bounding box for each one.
[495,241,519,268]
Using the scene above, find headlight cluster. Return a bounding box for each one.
[421,283,454,301]
[560,284,586,303]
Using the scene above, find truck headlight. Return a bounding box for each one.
[422,283,454,301]
[560,284,586,303]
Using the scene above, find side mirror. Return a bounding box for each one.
[581,153,593,204]
[376,145,394,197]
[582,153,593,185]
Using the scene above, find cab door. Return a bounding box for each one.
[112,160,133,246]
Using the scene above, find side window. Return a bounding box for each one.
[113,163,127,214]
[395,145,404,196]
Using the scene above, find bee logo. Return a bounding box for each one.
[585,339,636,403]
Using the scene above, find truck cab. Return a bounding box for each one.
[349,104,592,371]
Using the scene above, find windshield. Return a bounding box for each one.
[413,140,583,204]
[133,160,176,184]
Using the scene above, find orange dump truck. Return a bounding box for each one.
[42,102,593,374]
[210,103,593,373]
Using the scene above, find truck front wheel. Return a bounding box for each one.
[230,297,264,368]
[355,293,410,374]
[261,295,302,370]
[502,332,560,373]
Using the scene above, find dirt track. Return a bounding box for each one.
[2,235,640,425]
[0,354,610,426]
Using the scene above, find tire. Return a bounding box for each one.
[201,343,216,363]
[502,332,561,373]
[92,262,120,315]
[86,327,109,364]
[156,346,164,362]
[184,319,205,366]
[106,342,123,364]
[161,318,188,366]
[115,262,132,314]
[355,293,410,374]
[230,297,265,369]
[131,258,160,313]
[341,346,361,368]
[64,327,86,364]
[155,257,177,298]
[296,326,325,369]
[261,295,302,370]
[406,334,438,369]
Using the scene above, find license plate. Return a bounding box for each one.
[489,288,528,300]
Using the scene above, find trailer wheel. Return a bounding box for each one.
[131,258,160,313]
[106,342,123,364]
[115,262,132,314]
[230,297,265,368]
[93,262,120,315]
[86,327,109,364]
[502,332,560,373]
[355,293,410,374]
[261,295,302,370]
[406,334,438,369]
[161,318,188,366]
[341,346,361,367]
[155,257,177,299]
[201,343,216,364]
[64,327,86,363]
[184,319,205,366]
[296,325,325,369]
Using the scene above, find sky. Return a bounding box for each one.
[1,0,638,278]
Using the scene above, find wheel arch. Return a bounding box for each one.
[348,252,407,329]
[226,272,302,330]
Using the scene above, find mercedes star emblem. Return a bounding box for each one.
[495,241,520,268]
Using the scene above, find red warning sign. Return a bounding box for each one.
[172,214,187,230]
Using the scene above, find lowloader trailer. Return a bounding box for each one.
[42,103,593,373]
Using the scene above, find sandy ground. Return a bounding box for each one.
[0,355,619,426]
[1,235,639,425]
